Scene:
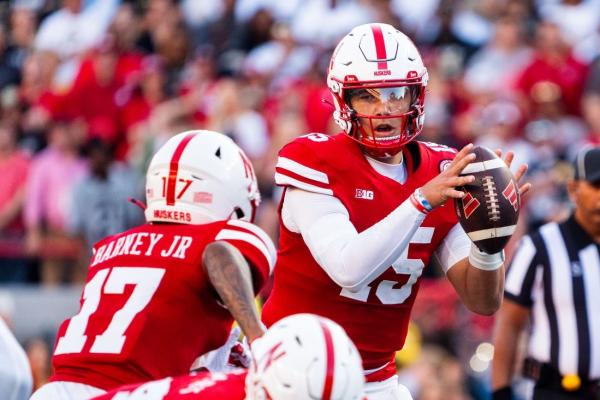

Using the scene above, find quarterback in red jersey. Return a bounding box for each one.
[31,131,276,399]
[261,23,531,400]
[90,314,366,400]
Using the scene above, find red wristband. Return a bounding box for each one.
[409,193,429,214]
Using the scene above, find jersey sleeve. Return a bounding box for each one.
[274,134,334,195]
[504,235,539,307]
[214,220,276,291]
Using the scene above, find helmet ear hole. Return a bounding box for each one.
[234,207,245,219]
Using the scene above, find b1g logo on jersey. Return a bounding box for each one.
[461,192,480,219]
[355,189,374,200]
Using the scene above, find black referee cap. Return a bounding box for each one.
[573,146,600,184]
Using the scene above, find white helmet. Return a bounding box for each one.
[246,314,364,400]
[327,23,428,157]
[145,130,260,225]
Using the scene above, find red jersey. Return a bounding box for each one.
[51,220,275,390]
[262,133,458,373]
[91,370,247,400]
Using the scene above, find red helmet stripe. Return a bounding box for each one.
[371,24,388,70]
[319,320,335,400]
[166,133,196,205]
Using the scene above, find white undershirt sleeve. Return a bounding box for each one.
[282,188,427,292]
[431,222,472,274]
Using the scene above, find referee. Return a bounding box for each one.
[492,146,600,400]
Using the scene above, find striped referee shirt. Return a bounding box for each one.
[505,214,600,380]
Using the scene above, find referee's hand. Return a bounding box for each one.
[492,386,513,400]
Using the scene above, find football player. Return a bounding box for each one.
[261,23,531,399]
[30,131,276,399]
[89,314,365,400]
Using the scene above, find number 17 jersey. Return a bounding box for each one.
[51,220,275,390]
[262,133,457,373]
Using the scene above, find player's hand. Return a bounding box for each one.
[191,327,250,372]
[494,149,531,198]
[420,143,476,208]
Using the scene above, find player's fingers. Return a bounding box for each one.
[452,152,476,175]
[452,175,475,187]
[513,163,528,182]
[503,151,515,168]
[445,188,466,199]
[494,148,502,159]
[449,143,474,168]
[518,182,532,197]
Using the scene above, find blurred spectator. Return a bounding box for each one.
[34,0,120,57]
[7,4,37,71]
[108,3,143,58]
[289,0,376,47]
[515,21,588,116]
[70,138,143,261]
[537,0,600,50]
[34,0,121,89]
[582,55,600,146]
[199,0,237,56]
[24,119,87,286]
[474,100,537,169]
[0,24,23,90]
[231,7,275,53]
[464,15,533,97]
[244,22,317,90]
[137,0,183,60]
[0,122,30,282]
[54,38,122,144]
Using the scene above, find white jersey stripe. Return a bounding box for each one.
[275,172,334,195]
[461,158,506,174]
[277,157,330,184]
[216,229,275,274]
[466,225,516,242]
[505,236,536,296]
[581,244,600,378]
[542,223,578,375]
[226,220,277,268]
[529,265,551,363]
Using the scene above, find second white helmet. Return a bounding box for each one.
[246,314,365,400]
[145,130,260,225]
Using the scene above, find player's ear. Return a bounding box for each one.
[566,180,579,202]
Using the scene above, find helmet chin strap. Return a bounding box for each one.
[128,197,147,210]
[352,121,404,160]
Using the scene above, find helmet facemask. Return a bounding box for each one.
[339,81,426,158]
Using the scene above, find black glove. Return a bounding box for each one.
[492,386,513,400]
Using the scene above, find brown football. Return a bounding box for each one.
[454,146,520,254]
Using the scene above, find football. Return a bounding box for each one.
[454,146,520,254]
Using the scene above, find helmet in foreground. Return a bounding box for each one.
[145,130,260,224]
[327,23,428,157]
[246,314,365,400]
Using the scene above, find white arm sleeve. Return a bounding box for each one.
[282,188,427,292]
[431,223,471,274]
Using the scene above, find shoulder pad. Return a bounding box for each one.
[274,133,334,195]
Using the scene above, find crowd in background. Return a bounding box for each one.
[0,0,599,398]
